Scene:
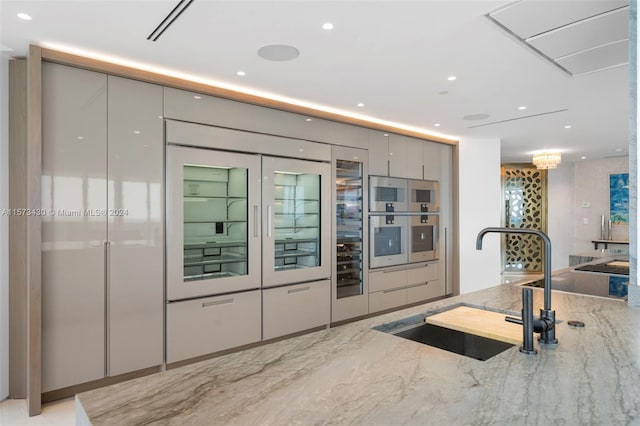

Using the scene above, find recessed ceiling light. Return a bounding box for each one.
[236,71,246,76]
[581,156,587,160]
[434,123,441,127]
[258,44,299,61]
[357,103,365,107]
[17,13,32,21]
[518,106,527,110]
[322,23,334,30]
[305,118,313,122]
[615,148,624,152]
[77,136,84,140]
[193,95,201,99]
[133,130,141,134]
[564,125,572,129]
[447,76,457,81]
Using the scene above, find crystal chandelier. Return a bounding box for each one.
[532,152,561,169]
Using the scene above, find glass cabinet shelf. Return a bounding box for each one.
[182,164,249,283]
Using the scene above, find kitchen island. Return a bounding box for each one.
[76,283,640,425]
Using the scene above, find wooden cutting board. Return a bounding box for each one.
[607,261,629,267]
[425,306,523,345]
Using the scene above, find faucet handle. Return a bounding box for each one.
[505,316,523,325]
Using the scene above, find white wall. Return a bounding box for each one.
[574,156,629,254]
[0,52,10,400]
[458,137,502,294]
[547,163,576,270]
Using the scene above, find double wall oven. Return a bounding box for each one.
[369,176,439,268]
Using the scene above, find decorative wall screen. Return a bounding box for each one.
[501,165,547,273]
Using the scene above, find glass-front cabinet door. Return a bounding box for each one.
[335,160,363,298]
[331,146,368,322]
[167,146,261,301]
[262,156,330,287]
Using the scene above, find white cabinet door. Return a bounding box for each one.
[423,142,443,181]
[107,76,164,376]
[166,290,261,363]
[42,63,107,392]
[262,156,331,287]
[369,288,407,313]
[388,134,407,178]
[405,138,424,180]
[262,280,330,339]
[167,146,262,301]
[368,131,389,176]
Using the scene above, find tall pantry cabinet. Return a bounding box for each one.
[41,63,163,392]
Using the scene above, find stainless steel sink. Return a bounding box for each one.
[374,312,515,361]
[392,323,514,361]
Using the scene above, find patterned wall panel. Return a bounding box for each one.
[502,165,547,273]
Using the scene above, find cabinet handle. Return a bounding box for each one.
[202,298,234,308]
[387,160,390,177]
[382,287,404,294]
[407,263,429,270]
[288,286,310,294]
[383,267,406,273]
[253,205,259,238]
[407,282,431,290]
[267,205,273,238]
[104,240,111,377]
[422,164,425,180]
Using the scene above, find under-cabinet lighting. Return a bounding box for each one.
[39,42,459,142]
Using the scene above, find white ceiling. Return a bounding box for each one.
[0,0,630,163]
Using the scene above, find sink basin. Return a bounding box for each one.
[374,305,517,361]
[391,322,514,361]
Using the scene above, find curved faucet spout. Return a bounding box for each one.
[475,227,552,312]
[476,226,557,345]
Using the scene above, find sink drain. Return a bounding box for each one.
[568,320,585,328]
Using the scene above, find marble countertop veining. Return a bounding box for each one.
[76,285,640,425]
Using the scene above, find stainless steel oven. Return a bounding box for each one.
[409,180,439,213]
[409,215,439,262]
[369,215,408,268]
[369,176,408,212]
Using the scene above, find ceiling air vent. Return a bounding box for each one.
[147,0,194,42]
[487,0,629,76]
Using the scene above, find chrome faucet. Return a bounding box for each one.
[475,227,558,350]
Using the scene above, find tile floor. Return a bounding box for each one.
[0,397,75,426]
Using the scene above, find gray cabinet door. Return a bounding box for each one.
[42,63,107,392]
[368,131,389,176]
[107,76,164,376]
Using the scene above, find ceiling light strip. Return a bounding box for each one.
[39,44,458,144]
[147,0,194,42]
[467,109,568,129]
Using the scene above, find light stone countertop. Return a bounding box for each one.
[76,284,640,425]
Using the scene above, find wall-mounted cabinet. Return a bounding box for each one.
[368,132,408,177]
[369,131,446,182]
[41,64,163,392]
